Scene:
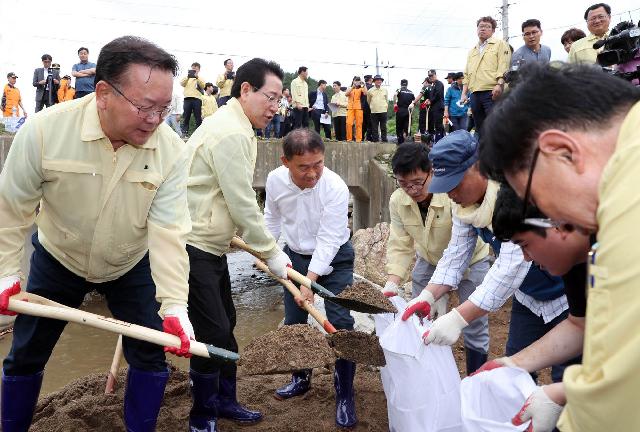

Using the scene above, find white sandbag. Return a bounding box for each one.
[376,296,463,432]
[460,366,537,432]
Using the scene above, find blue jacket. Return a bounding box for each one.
[444,83,467,118]
[476,227,565,301]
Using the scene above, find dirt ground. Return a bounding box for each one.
[29,299,544,432]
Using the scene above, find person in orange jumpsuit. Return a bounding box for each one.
[57,75,76,102]
[345,76,368,142]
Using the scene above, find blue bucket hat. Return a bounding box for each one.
[428,130,479,193]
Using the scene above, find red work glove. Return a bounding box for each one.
[163,305,195,358]
[512,386,563,432]
[0,276,22,316]
[401,290,436,321]
[393,104,399,113]
[470,356,516,376]
[420,101,428,109]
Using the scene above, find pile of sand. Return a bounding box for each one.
[31,364,389,432]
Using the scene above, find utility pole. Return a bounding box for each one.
[375,47,380,75]
[500,0,509,41]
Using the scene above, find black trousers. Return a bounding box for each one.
[428,107,445,141]
[310,110,332,138]
[396,112,410,144]
[293,107,309,129]
[370,112,387,142]
[217,96,231,107]
[469,90,493,137]
[418,108,427,134]
[182,97,202,134]
[74,91,93,99]
[333,116,346,141]
[4,233,166,376]
[187,245,238,377]
[363,106,372,141]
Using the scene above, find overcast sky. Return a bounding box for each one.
[1,0,639,114]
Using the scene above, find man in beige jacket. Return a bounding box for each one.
[185,57,291,429]
[0,35,194,431]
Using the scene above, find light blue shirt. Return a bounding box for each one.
[511,44,551,68]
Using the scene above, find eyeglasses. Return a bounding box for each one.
[587,14,609,23]
[521,147,540,222]
[252,86,280,106]
[105,80,171,119]
[395,177,429,191]
[522,30,540,37]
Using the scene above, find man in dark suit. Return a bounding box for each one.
[32,54,60,112]
[426,69,445,143]
[308,80,331,138]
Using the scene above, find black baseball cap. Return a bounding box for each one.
[7,72,17,78]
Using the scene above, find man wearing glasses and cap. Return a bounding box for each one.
[478,61,640,432]
[403,130,571,378]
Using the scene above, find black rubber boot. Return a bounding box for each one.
[1,369,43,432]
[334,359,357,428]
[216,375,262,424]
[123,366,170,432]
[189,370,220,432]
[274,369,312,400]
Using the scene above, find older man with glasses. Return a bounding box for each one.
[569,3,612,64]
[0,36,194,432]
[382,142,492,375]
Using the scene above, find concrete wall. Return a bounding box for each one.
[0,135,11,172]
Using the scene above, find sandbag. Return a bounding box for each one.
[375,296,463,432]
[460,366,537,432]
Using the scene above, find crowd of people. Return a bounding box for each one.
[0,2,638,431]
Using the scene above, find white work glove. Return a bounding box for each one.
[422,308,468,346]
[162,305,196,358]
[408,102,415,110]
[512,386,564,432]
[431,292,449,321]
[0,275,22,316]
[266,249,292,279]
[401,289,436,321]
[382,280,399,297]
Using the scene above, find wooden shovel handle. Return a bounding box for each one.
[105,335,123,394]
[252,259,337,334]
[7,294,239,362]
[231,237,314,289]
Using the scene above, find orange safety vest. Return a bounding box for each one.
[57,79,76,102]
[2,84,21,117]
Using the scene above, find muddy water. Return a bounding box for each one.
[0,251,284,394]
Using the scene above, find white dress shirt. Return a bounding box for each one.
[430,216,568,323]
[264,165,350,276]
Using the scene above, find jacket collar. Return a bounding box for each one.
[398,189,447,208]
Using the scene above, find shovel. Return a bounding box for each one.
[230,237,385,314]
[7,292,239,362]
[252,259,385,367]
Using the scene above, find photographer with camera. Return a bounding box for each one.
[32,54,60,112]
[569,3,611,64]
[344,76,368,142]
[216,58,235,107]
[180,61,206,136]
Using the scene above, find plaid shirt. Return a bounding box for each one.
[430,216,568,323]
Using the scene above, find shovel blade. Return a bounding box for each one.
[327,330,386,367]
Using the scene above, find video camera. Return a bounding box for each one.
[595,21,640,83]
